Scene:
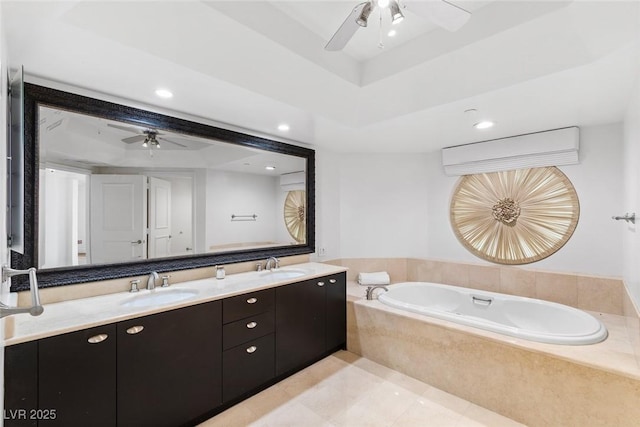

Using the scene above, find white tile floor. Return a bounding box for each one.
[199,351,525,427]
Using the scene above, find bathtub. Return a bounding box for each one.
[377,282,607,345]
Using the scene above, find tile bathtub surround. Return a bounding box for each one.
[350,300,640,427]
[622,282,640,367]
[199,351,524,427]
[332,258,626,315]
[327,258,408,283]
[17,254,310,306]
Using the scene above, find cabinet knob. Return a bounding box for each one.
[246,297,258,304]
[87,334,108,344]
[126,325,145,335]
[246,345,257,354]
[246,321,258,329]
[317,281,325,287]
[329,279,337,284]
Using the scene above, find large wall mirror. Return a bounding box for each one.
[11,84,315,290]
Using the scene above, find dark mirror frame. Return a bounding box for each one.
[10,83,315,291]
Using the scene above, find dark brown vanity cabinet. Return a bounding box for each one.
[275,272,347,376]
[4,325,117,427]
[4,301,221,427]
[4,272,346,426]
[117,300,222,427]
[221,289,275,403]
[39,325,117,427]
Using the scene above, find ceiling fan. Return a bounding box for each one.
[325,0,472,51]
[107,123,187,148]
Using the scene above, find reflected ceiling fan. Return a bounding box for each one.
[325,0,472,51]
[107,123,187,148]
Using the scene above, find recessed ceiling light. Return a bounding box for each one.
[265,166,276,171]
[377,0,390,8]
[388,29,397,37]
[155,88,173,99]
[474,120,495,130]
[277,123,290,132]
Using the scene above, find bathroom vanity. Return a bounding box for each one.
[4,264,346,427]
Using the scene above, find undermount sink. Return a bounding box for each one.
[120,289,199,308]
[259,268,309,280]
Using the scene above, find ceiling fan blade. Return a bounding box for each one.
[325,2,368,51]
[122,135,147,144]
[107,123,143,134]
[405,0,471,32]
[158,137,187,148]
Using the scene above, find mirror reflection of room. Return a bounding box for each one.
[38,106,306,269]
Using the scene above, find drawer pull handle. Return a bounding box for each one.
[246,321,258,329]
[246,297,258,304]
[246,345,257,354]
[317,281,325,287]
[87,334,108,344]
[329,279,337,284]
[126,326,145,335]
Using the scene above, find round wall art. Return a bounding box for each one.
[449,166,579,265]
[284,190,306,243]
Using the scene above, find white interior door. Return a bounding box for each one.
[148,177,172,258]
[90,175,147,264]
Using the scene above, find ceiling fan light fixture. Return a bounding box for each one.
[390,1,404,24]
[356,1,373,27]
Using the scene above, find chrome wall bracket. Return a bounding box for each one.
[1,266,44,318]
[612,213,636,224]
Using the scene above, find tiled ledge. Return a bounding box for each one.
[327,257,628,316]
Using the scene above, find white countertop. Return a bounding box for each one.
[4,262,347,346]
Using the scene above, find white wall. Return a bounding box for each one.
[336,153,430,258]
[317,124,625,277]
[205,170,279,249]
[313,149,342,261]
[623,76,640,307]
[39,169,83,268]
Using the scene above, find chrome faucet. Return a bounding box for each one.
[147,271,159,290]
[366,285,389,300]
[265,257,279,271]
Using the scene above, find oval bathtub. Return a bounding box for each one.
[377,282,608,345]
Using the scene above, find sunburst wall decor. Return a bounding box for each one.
[450,167,579,265]
[284,190,306,243]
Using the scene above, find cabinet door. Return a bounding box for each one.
[325,272,347,351]
[117,301,222,427]
[39,324,117,427]
[222,333,275,403]
[4,341,38,427]
[275,278,326,376]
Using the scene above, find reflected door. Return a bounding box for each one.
[90,175,147,264]
[148,177,172,258]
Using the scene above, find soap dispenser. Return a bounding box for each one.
[215,265,226,280]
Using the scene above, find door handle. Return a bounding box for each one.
[126,325,145,335]
[131,240,143,245]
[87,334,108,344]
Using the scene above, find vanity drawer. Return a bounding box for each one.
[223,288,275,324]
[223,310,275,350]
[222,333,275,402]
